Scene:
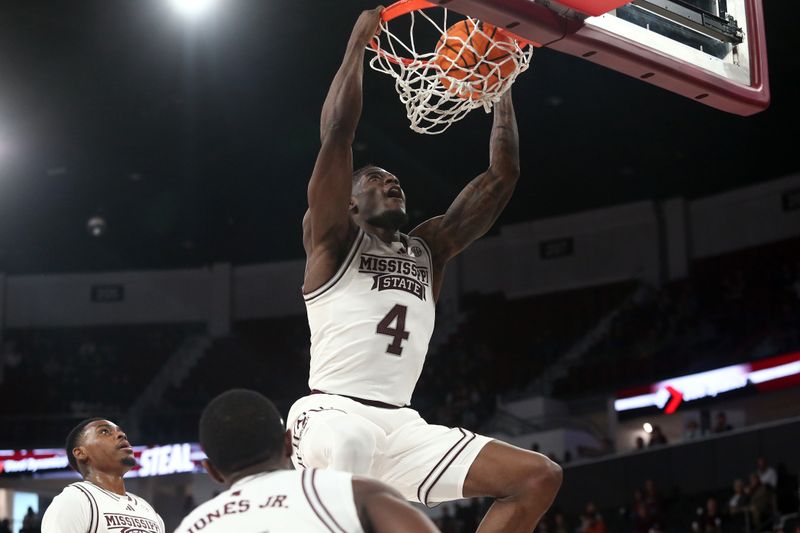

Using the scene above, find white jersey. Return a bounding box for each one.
[304,228,436,406]
[41,481,164,533]
[175,469,363,533]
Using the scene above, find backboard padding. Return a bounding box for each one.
[435,0,770,114]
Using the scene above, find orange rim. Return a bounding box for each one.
[380,0,437,22]
[370,0,532,66]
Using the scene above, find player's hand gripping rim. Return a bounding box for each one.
[350,6,385,49]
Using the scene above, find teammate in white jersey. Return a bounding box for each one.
[42,418,165,533]
[176,389,438,533]
[289,6,562,533]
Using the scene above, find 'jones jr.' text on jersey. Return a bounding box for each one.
[183,495,289,533]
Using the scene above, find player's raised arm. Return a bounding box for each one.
[304,7,383,293]
[411,90,520,294]
[352,477,440,533]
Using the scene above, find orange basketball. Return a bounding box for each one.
[433,19,517,100]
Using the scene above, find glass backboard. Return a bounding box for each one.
[436,0,769,114]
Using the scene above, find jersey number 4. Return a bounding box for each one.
[377,304,410,356]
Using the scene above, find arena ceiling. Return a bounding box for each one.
[0,0,795,274]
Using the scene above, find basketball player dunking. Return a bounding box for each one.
[287,7,562,532]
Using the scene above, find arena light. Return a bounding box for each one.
[168,0,218,19]
[643,422,653,433]
[748,361,800,384]
[615,351,800,413]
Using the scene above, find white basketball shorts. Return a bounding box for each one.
[287,392,492,507]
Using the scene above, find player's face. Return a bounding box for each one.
[80,420,137,472]
[352,167,408,228]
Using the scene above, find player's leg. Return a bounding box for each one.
[291,407,384,475]
[376,417,490,505]
[462,440,562,533]
[376,413,560,532]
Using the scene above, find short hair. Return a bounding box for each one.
[199,389,285,476]
[66,417,105,472]
[352,164,378,188]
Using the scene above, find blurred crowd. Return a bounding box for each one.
[0,507,40,533]
[522,455,798,533]
[554,239,800,398]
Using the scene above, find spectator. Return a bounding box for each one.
[635,436,646,450]
[552,511,569,533]
[631,502,652,533]
[692,497,723,532]
[648,426,668,447]
[20,507,38,533]
[643,479,663,524]
[728,478,749,514]
[757,456,778,488]
[579,502,606,533]
[748,471,776,531]
[683,419,702,440]
[0,519,11,533]
[712,412,733,433]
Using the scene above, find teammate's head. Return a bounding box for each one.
[199,389,290,483]
[350,165,408,230]
[66,418,136,476]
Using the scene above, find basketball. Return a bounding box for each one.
[433,19,518,100]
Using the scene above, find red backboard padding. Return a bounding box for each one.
[557,0,632,17]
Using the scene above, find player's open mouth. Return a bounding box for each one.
[118,441,133,452]
[387,187,403,199]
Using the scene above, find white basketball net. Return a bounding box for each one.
[367,7,533,135]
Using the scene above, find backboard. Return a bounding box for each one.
[433,0,769,114]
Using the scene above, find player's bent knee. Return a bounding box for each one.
[519,454,562,500]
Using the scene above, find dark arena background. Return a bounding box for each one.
[0,1,798,532]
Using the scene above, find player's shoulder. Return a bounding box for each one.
[55,481,97,503]
[406,232,433,258]
[41,484,94,533]
[42,483,94,521]
[49,483,87,504]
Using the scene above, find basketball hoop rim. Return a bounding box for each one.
[369,0,533,66]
